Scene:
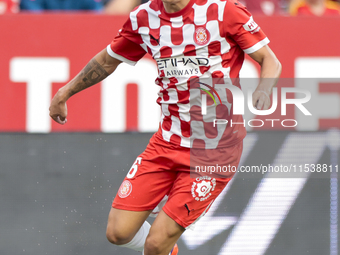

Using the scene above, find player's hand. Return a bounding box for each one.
[252,89,271,110]
[49,91,68,125]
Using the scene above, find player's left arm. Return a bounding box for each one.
[248,45,282,110]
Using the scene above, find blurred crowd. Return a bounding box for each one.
[0,0,339,16]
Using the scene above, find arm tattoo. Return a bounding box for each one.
[82,59,110,85]
[69,59,110,97]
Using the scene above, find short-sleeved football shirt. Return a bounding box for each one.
[108,0,269,149]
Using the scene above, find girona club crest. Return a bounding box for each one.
[118,180,132,198]
[194,27,210,46]
[191,176,216,201]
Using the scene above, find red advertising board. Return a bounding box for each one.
[1,14,340,132]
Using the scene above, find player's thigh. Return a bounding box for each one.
[162,141,243,229]
[162,173,230,229]
[144,210,185,255]
[112,140,178,211]
[106,207,151,244]
[107,139,179,244]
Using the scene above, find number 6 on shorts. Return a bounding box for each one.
[127,157,142,179]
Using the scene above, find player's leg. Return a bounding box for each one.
[144,210,184,255]
[106,135,178,252]
[142,174,234,255]
[106,207,151,247]
[143,140,244,255]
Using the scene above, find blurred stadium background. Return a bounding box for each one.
[1,1,340,255]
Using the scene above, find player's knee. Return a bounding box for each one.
[144,235,164,255]
[106,226,132,245]
[145,230,177,255]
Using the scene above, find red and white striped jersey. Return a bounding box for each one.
[108,0,269,149]
[0,0,19,14]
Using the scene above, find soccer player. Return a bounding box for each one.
[49,0,281,254]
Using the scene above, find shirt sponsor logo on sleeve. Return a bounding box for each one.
[243,16,260,34]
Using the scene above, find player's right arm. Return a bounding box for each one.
[49,48,122,125]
